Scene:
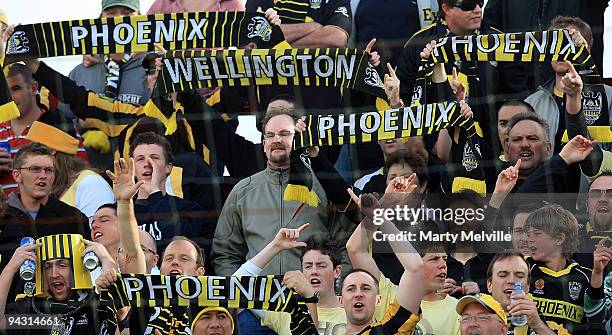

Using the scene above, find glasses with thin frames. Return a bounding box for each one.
[459,314,497,324]
[263,130,294,140]
[18,166,55,175]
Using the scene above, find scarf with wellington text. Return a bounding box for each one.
[3,11,286,65]
[100,274,317,335]
[155,48,386,98]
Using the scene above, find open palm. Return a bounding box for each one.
[106,158,144,201]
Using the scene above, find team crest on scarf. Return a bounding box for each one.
[364,65,383,88]
[24,281,36,295]
[461,141,480,172]
[7,31,30,54]
[51,317,74,335]
[309,0,323,9]
[582,91,603,126]
[247,17,272,42]
[568,281,582,301]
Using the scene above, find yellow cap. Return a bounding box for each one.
[456,294,507,325]
[34,234,93,298]
[191,307,235,334]
[26,121,79,155]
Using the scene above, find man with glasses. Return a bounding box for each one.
[0,142,90,302]
[575,172,612,269]
[396,0,510,192]
[213,108,331,277]
[457,294,509,335]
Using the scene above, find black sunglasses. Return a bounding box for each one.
[452,0,484,11]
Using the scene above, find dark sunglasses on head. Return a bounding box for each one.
[452,0,484,11]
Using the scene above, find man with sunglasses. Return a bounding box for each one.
[0,142,90,303]
[575,172,612,269]
[396,0,511,192]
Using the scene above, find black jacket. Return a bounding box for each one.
[483,0,609,94]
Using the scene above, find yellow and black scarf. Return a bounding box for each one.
[292,101,475,148]
[101,274,317,335]
[156,48,386,98]
[4,11,285,65]
[413,29,611,141]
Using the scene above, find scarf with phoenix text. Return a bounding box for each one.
[155,48,386,98]
[412,29,611,142]
[292,101,474,148]
[4,11,285,65]
[101,274,317,335]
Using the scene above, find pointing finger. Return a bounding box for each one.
[386,63,396,78]
[365,38,376,53]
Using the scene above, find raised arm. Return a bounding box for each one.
[0,243,40,330]
[377,175,423,313]
[345,190,383,280]
[106,158,147,274]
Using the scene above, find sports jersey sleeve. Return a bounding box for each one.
[245,0,273,11]
[321,0,351,36]
[360,300,420,335]
[584,284,610,330]
[373,274,398,321]
[33,62,160,137]
[261,311,291,335]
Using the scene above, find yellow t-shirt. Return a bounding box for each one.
[261,274,398,335]
[415,295,461,335]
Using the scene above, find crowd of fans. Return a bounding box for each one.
[0,0,610,334]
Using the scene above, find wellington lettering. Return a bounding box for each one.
[163,52,356,83]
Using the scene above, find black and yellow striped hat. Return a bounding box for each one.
[34,234,92,298]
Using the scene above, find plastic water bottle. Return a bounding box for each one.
[510,282,528,326]
[19,237,36,281]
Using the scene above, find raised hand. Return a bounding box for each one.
[347,188,380,219]
[83,239,115,269]
[95,269,118,290]
[419,40,436,60]
[384,63,402,108]
[507,293,549,331]
[384,174,418,194]
[264,8,281,26]
[272,223,310,250]
[559,61,583,98]
[380,175,419,209]
[4,243,40,275]
[459,100,473,119]
[559,135,596,165]
[569,28,588,49]
[106,158,145,202]
[450,67,466,101]
[283,270,315,298]
[365,38,380,67]
[593,238,612,274]
[495,159,521,194]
